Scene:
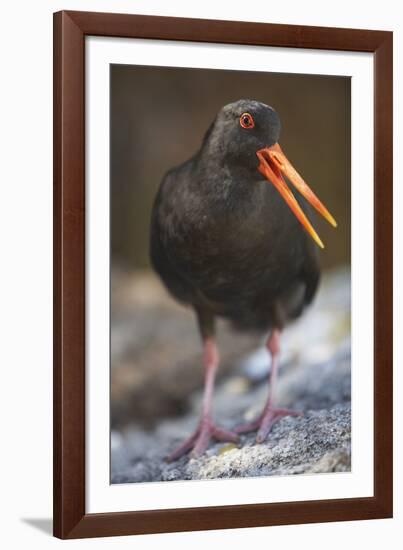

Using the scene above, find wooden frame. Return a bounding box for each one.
[53,10,393,539]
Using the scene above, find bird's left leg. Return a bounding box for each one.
[166,312,239,462]
[235,328,302,443]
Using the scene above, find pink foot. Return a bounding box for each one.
[166,419,239,462]
[235,407,303,443]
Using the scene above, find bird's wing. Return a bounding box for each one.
[150,205,194,305]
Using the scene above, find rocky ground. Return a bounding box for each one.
[111,267,351,483]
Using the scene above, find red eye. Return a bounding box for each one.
[240,112,255,129]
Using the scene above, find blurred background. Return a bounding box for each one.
[110,64,351,459]
[111,65,350,271]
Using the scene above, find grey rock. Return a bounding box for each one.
[111,406,350,483]
[111,267,351,483]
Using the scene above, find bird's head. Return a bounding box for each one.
[203,99,337,248]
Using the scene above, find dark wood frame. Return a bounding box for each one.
[53,10,393,539]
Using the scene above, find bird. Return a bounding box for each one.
[150,99,337,461]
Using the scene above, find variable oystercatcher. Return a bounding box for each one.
[150,99,337,461]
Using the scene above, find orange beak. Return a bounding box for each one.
[256,143,337,249]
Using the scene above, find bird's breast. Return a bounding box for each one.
[160,179,307,304]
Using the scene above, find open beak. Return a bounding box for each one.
[256,143,337,249]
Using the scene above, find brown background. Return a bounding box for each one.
[110,65,351,272]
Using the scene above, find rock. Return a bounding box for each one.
[111,406,350,483]
[111,267,351,483]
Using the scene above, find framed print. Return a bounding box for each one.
[53,10,393,539]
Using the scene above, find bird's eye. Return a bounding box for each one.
[240,112,255,129]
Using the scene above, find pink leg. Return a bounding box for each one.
[166,337,239,462]
[235,329,302,443]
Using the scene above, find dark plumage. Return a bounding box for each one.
[151,100,319,332]
[150,99,336,460]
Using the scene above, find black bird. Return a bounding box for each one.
[150,99,337,461]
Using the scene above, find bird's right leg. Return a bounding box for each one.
[166,311,239,462]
